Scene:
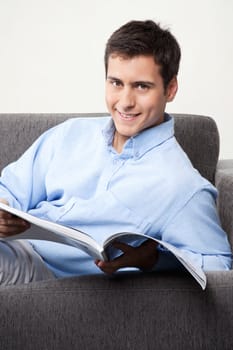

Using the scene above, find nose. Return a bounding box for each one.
[119,87,136,111]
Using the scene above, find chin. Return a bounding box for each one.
[116,127,138,139]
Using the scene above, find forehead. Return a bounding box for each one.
[107,54,162,80]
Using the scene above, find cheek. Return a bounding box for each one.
[105,96,113,111]
[139,96,158,113]
[143,95,165,113]
[105,90,112,108]
[105,91,118,109]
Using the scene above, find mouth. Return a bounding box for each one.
[117,111,141,121]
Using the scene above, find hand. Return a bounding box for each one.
[0,198,30,237]
[95,239,158,275]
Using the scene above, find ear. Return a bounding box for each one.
[165,77,178,102]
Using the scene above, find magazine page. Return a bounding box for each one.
[0,202,104,260]
[156,239,207,290]
[104,232,207,289]
[0,203,207,288]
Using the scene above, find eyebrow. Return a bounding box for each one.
[133,81,155,87]
[107,76,155,87]
[107,76,121,81]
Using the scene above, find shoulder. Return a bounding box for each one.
[58,116,111,132]
[40,115,111,145]
[153,136,215,197]
[25,116,111,157]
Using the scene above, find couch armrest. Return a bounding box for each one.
[215,159,233,249]
[217,159,233,173]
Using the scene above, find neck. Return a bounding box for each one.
[113,131,129,153]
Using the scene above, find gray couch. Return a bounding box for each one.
[0,113,232,350]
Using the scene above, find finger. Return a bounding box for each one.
[95,260,119,274]
[112,241,134,253]
[0,217,29,227]
[99,253,131,273]
[0,211,14,219]
[0,219,30,236]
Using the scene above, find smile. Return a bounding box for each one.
[118,111,140,120]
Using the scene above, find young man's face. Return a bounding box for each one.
[105,54,177,149]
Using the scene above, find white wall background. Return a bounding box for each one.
[0,0,232,158]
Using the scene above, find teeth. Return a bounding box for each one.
[124,114,134,118]
[120,112,138,118]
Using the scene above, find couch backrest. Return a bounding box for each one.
[173,114,219,184]
[0,113,219,184]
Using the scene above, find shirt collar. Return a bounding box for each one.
[102,113,174,159]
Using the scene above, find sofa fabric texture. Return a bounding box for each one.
[0,113,232,350]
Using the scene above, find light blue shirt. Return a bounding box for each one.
[0,114,231,277]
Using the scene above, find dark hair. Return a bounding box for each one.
[104,20,181,89]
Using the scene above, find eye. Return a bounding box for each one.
[136,83,149,91]
[113,80,121,87]
[108,79,122,88]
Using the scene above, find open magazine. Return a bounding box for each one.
[0,202,207,289]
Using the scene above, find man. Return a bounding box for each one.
[0,20,231,285]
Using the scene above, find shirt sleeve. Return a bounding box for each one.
[0,123,63,211]
[159,188,232,271]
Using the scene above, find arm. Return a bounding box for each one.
[215,159,233,250]
[96,187,232,275]
[0,124,62,210]
[95,186,232,274]
[0,125,65,235]
[160,187,232,271]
